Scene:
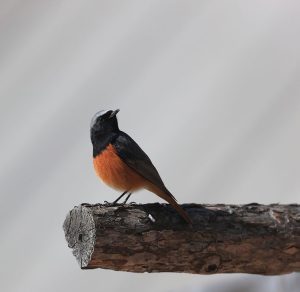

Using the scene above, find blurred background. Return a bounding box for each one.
[1,0,300,291]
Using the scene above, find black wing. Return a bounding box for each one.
[113,131,170,195]
[114,131,191,224]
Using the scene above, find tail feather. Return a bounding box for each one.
[162,192,192,224]
[148,185,192,224]
[146,183,192,224]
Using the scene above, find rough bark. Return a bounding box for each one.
[63,203,300,275]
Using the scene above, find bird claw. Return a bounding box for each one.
[103,200,117,206]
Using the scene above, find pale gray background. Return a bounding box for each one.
[1,1,300,291]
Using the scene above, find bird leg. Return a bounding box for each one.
[104,191,134,206]
[122,193,132,204]
[110,191,128,205]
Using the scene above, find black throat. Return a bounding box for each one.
[91,129,118,157]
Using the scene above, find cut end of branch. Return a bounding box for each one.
[63,205,96,268]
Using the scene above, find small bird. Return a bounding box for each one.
[90,109,191,224]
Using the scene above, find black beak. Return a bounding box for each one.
[109,109,120,118]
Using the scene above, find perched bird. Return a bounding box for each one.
[90,109,191,224]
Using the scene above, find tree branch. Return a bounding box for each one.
[63,203,300,275]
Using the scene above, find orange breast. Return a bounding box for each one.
[93,144,146,192]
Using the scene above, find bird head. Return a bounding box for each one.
[90,109,120,135]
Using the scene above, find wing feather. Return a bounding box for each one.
[113,132,191,224]
[113,132,172,197]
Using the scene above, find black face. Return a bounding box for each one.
[90,109,119,133]
[90,110,120,156]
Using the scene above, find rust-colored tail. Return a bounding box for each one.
[162,192,192,224]
[146,184,192,224]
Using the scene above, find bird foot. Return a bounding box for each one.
[103,200,119,206]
